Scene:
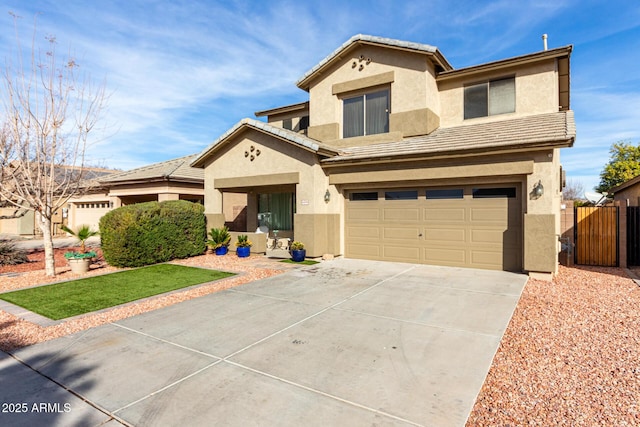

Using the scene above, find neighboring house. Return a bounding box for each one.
[611,175,640,207]
[192,34,575,276]
[0,166,113,236]
[66,154,246,233]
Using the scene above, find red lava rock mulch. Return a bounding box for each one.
[467,265,640,426]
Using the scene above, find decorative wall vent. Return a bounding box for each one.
[351,54,372,71]
[244,145,261,161]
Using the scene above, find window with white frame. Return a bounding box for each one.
[464,77,515,120]
[343,89,389,138]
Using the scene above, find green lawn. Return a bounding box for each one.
[0,264,235,320]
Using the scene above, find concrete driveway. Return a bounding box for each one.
[2,259,527,427]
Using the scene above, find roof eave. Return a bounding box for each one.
[437,45,573,82]
[321,137,575,167]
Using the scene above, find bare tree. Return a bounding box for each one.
[0,14,107,276]
[562,178,585,201]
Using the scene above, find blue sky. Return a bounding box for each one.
[1,0,639,192]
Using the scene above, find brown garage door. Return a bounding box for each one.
[345,185,522,271]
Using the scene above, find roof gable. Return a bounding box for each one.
[296,34,452,90]
[190,118,340,168]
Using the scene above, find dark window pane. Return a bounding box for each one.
[282,118,292,130]
[298,116,309,131]
[464,83,488,119]
[366,90,389,135]
[350,192,378,201]
[426,189,464,199]
[472,188,516,198]
[385,190,418,200]
[489,78,515,115]
[343,96,364,137]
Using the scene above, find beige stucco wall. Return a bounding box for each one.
[307,44,438,145]
[202,128,342,253]
[437,59,560,128]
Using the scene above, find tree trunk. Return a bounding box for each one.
[38,214,56,277]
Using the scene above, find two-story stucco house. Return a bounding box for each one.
[191,34,575,277]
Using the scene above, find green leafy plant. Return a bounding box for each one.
[290,241,304,251]
[60,224,99,259]
[207,226,231,249]
[235,234,253,247]
[64,251,96,260]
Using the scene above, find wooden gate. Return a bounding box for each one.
[574,206,619,266]
[627,207,640,266]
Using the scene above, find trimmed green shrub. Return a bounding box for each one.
[99,200,206,267]
[0,239,29,266]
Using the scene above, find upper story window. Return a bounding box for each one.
[343,89,389,138]
[464,77,515,120]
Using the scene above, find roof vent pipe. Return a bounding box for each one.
[542,33,548,51]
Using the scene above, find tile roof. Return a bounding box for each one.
[100,154,203,184]
[190,118,340,168]
[322,111,575,164]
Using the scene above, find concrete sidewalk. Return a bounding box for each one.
[2,259,527,426]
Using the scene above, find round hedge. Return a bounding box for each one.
[99,200,206,267]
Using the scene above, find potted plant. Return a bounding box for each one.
[235,234,252,258]
[290,241,306,262]
[207,226,231,256]
[60,224,99,273]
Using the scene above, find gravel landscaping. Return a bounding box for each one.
[2,251,639,425]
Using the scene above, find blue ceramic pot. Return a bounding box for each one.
[215,246,228,256]
[291,249,306,262]
[236,246,250,258]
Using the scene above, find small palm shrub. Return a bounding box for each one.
[0,239,29,266]
[207,226,231,249]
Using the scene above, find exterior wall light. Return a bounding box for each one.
[324,189,331,203]
[533,180,544,198]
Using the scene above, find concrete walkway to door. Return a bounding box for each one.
[3,259,527,427]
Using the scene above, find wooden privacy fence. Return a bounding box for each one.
[574,206,619,267]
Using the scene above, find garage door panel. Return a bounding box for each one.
[470,229,505,244]
[470,207,508,223]
[383,246,420,261]
[424,248,466,264]
[348,208,380,221]
[383,208,419,222]
[348,243,381,258]
[424,208,466,222]
[424,228,466,243]
[347,226,380,239]
[383,227,420,240]
[470,250,504,269]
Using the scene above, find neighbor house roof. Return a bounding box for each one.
[100,154,203,185]
[254,101,309,118]
[611,175,640,194]
[190,118,340,168]
[296,34,453,90]
[322,111,576,165]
